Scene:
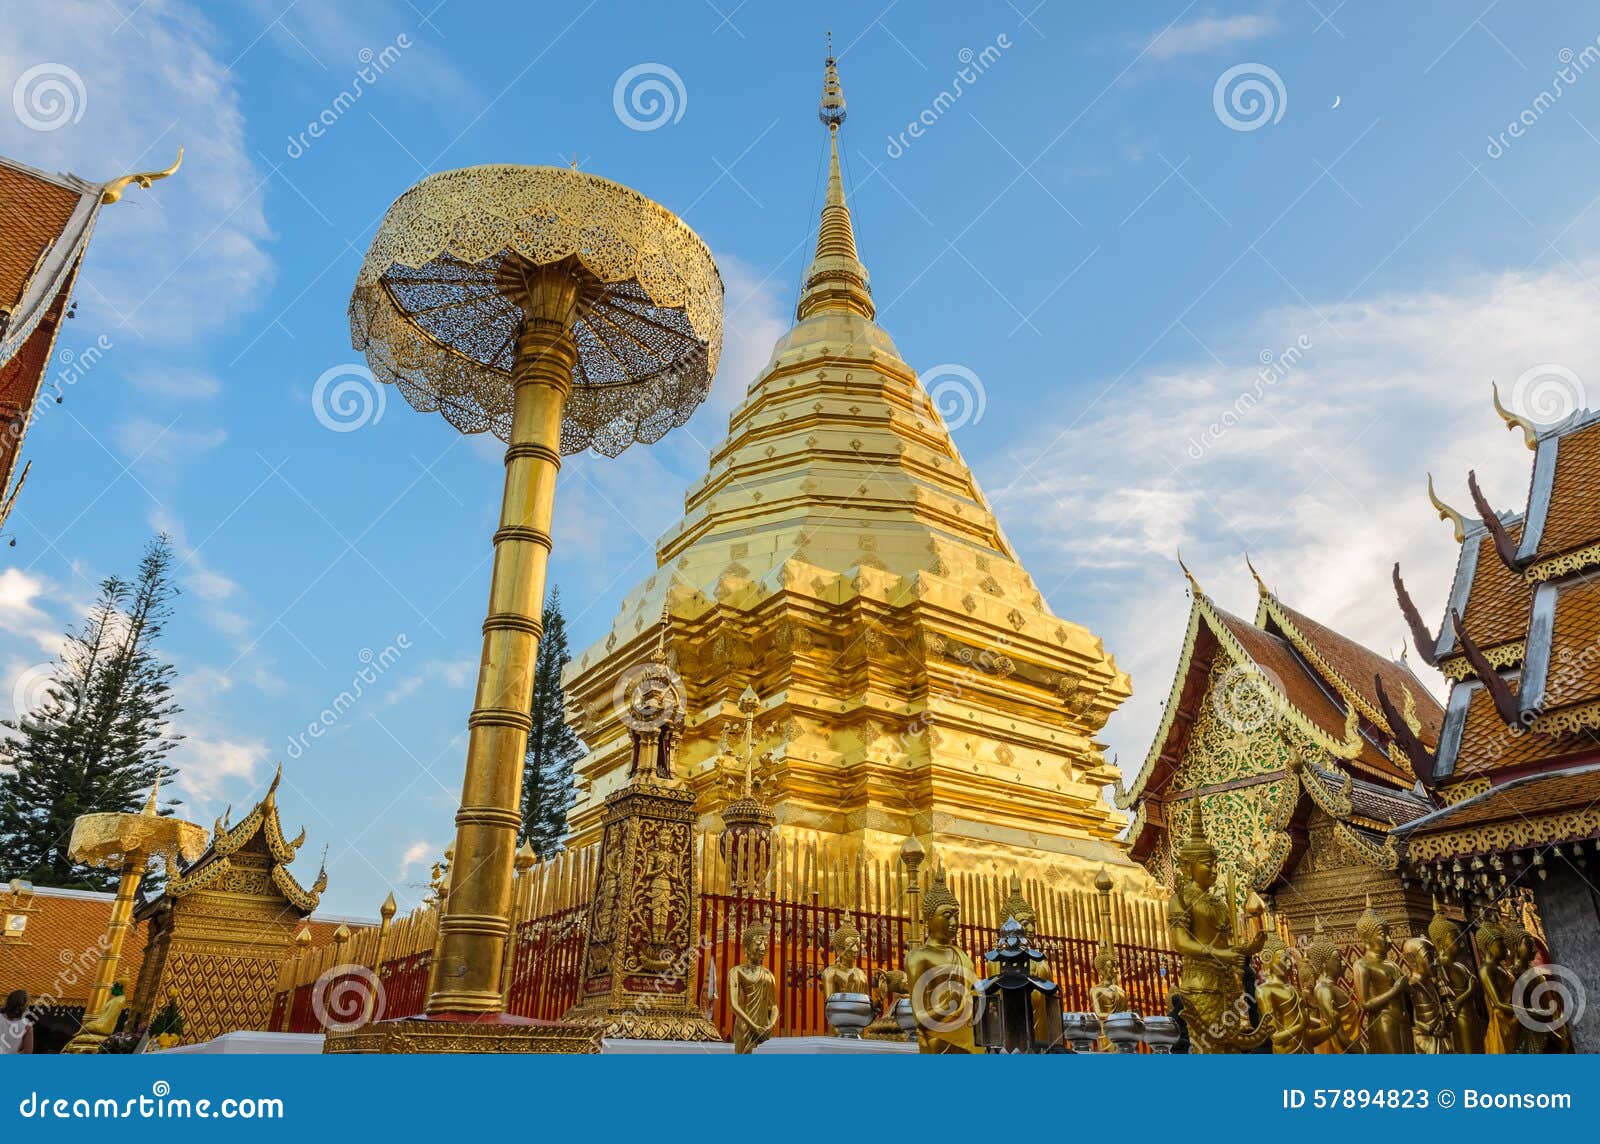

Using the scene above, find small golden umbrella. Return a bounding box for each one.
[349,165,721,1016]
[67,779,207,1015]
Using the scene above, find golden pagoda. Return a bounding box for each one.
[563,50,1138,887]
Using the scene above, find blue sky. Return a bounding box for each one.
[5,1,1600,915]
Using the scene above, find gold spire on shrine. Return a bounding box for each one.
[797,38,875,322]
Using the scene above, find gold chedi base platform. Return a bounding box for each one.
[322,1013,600,1054]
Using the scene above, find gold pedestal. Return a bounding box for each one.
[323,1014,599,1054]
[562,778,721,1042]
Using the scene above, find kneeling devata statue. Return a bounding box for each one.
[1166,803,1270,1053]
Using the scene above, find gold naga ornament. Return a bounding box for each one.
[59,776,206,1053]
[333,159,720,1051]
[1164,801,1270,1053]
[904,867,980,1054]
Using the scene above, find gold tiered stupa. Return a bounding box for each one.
[564,50,1137,886]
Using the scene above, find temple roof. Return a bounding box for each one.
[156,766,326,915]
[1124,564,1434,808]
[1415,401,1600,784]
[1395,762,1600,865]
[0,148,178,530]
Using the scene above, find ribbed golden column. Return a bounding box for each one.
[429,267,580,1014]
[335,165,722,1050]
[85,861,142,1014]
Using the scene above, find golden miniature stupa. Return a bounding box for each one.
[564,50,1137,887]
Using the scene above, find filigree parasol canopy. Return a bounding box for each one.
[68,794,207,870]
[349,165,723,457]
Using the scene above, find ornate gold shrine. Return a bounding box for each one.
[130,767,326,1045]
[563,49,1142,893]
[1120,563,1443,940]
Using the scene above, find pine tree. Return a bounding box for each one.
[519,587,583,858]
[0,535,184,889]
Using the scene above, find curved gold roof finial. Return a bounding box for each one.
[100,145,183,206]
[1244,552,1271,598]
[1491,382,1539,451]
[1426,473,1467,543]
[1176,549,1204,598]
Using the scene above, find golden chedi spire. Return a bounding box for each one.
[561,42,1139,891]
[798,42,874,322]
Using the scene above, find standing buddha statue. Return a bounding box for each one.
[904,868,979,1054]
[1256,934,1325,1053]
[1305,922,1363,1053]
[1475,913,1517,1054]
[1165,802,1268,1053]
[1502,917,1563,1053]
[1352,899,1412,1053]
[821,912,869,997]
[728,922,779,1054]
[1428,900,1485,1054]
[1401,936,1452,1054]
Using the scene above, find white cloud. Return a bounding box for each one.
[166,725,267,808]
[1146,14,1278,60]
[0,568,64,655]
[396,838,437,880]
[113,418,226,466]
[988,262,1600,783]
[129,368,223,401]
[383,658,474,706]
[0,0,272,341]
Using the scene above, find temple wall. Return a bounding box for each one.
[1533,866,1600,1053]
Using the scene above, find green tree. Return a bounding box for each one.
[0,535,184,889]
[519,587,582,858]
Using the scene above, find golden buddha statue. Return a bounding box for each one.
[904,868,979,1054]
[1502,918,1563,1053]
[821,912,869,998]
[1353,900,1412,1053]
[728,922,779,1054]
[1088,940,1131,1051]
[1305,923,1362,1053]
[1256,934,1325,1053]
[1475,914,1517,1054]
[61,981,127,1054]
[1165,803,1268,1053]
[1401,936,1452,1054]
[1428,901,1485,1054]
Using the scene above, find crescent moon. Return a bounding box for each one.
[1331,95,1341,109]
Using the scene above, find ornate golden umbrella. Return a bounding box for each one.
[67,780,207,1016]
[349,165,721,1022]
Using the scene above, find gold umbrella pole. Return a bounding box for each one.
[427,261,581,1016]
[85,858,144,1015]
